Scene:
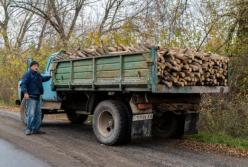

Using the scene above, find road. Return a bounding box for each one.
[0,110,247,167]
[0,139,50,167]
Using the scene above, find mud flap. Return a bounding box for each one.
[131,113,153,138]
[184,113,199,135]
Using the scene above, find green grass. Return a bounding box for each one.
[188,132,248,150]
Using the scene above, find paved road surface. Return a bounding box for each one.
[0,139,51,167]
[0,110,247,167]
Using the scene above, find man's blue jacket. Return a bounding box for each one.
[21,70,51,98]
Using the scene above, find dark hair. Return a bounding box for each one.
[30,61,39,67]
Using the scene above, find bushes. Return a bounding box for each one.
[0,55,24,104]
[0,47,53,104]
[199,56,248,139]
[200,95,248,138]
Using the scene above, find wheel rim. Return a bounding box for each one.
[98,111,115,137]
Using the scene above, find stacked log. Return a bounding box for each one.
[53,45,228,87]
[54,44,148,61]
[157,48,228,87]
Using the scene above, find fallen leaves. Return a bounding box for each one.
[178,139,248,158]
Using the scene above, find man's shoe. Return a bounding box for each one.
[33,130,46,134]
[25,130,31,135]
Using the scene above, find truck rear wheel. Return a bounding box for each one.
[153,112,184,138]
[66,111,88,124]
[93,100,131,145]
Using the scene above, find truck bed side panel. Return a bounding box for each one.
[53,53,152,91]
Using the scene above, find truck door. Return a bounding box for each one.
[42,55,59,102]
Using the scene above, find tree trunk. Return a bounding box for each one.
[236,0,248,55]
[1,26,11,51]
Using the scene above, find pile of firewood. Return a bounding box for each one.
[157,48,228,87]
[54,45,228,87]
[54,45,148,61]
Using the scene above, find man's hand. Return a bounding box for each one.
[24,93,29,100]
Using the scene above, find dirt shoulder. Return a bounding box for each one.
[179,139,248,158]
[0,105,19,112]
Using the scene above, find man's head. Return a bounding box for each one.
[30,61,39,72]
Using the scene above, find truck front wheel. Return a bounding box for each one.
[20,99,28,125]
[93,100,131,145]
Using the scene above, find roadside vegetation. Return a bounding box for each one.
[189,132,248,150]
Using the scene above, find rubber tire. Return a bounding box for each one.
[153,112,183,138]
[173,115,185,139]
[66,111,88,124]
[93,100,131,145]
[20,99,28,125]
[118,102,132,144]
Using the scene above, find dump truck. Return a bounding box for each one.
[16,48,228,145]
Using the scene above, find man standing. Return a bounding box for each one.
[21,61,51,135]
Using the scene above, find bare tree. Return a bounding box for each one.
[95,0,152,46]
[36,19,47,52]
[15,11,34,49]
[134,0,190,46]
[0,0,37,51]
[98,0,124,35]
[13,0,88,47]
[0,0,12,50]
[236,0,248,55]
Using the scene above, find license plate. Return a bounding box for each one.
[133,113,153,121]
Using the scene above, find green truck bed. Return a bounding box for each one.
[52,49,228,94]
